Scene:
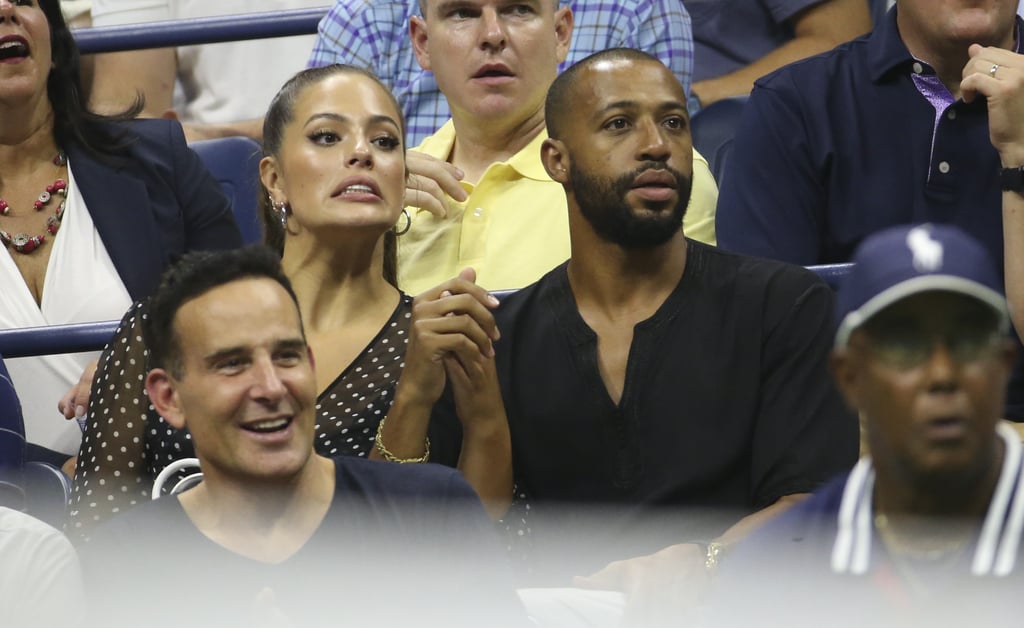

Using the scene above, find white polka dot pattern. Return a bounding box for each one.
[69,296,412,540]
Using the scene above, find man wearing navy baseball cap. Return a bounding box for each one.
[709,223,1024,626]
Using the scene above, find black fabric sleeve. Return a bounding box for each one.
[749,270,859,507]
[68,302,153,542]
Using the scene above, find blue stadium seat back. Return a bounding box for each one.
[806,263,853,290]
[23,461,72,529]
[491,289,517,302]
[0,355,27,508]
[691,96,748,185]
[191,136,264,245]
[0,354,71,523]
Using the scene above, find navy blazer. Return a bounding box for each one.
[68,118,244,301]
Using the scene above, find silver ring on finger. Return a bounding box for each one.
[990,63,1000,78]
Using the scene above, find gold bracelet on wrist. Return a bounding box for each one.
[374,416,430,463]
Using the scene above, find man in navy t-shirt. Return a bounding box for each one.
[80,247,522,628]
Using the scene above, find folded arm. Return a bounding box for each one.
[691,0,871,107]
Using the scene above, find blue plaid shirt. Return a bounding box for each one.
[308,0,693,146]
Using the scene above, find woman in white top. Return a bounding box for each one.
[0,0,241,470]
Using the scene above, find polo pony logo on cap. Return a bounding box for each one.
[906,226,943,272]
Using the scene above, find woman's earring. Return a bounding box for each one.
[394,208,412,236]
[271,196,289,231]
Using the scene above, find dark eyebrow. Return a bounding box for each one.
[595,100,688,115]
[304,112,400,131]
[594,100,637,117]
[498,0,543,8]
[203,346,248,368]
[658,102,689,116]
[274,338,309,353]
[202,337,307,367]
[434,0,471,14]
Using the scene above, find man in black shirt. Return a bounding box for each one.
[381,49,858,622]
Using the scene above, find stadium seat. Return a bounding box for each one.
[0,357,27,508]
[691,96,748,186]
[152,458,202,498]
[191,136,264,244]
[23,461,72,528]
[807,263,853,290]
[0,355,70,526]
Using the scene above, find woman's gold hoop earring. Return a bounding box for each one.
[394,208,412,236]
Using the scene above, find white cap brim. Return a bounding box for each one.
[834,275,1010,349]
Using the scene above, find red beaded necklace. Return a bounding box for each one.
[0,152,68,254]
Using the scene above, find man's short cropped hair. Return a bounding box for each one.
[142,246,302,378]
[545,47,668,142]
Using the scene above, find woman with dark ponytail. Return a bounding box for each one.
[70,65,416,540]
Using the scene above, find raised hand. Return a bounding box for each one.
[404,150,469,219]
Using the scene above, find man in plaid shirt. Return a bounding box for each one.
[308,0,693,146]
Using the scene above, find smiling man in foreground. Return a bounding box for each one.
[80,247,522,628]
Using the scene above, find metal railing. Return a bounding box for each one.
[0,265,852,358]
[72,6,331,54]
[0,320,119,359]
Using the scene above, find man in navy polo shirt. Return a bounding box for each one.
[715,0,1024,418]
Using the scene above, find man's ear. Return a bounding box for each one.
[146,368,186,430]
[828,347,861,414]
[260,156,284,205]
[553,6,574,64]
[410,16,431,71]
[829,348,871,456]
[541,138,570,184]
[998,336,1018,373]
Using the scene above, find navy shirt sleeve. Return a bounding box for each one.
[715,74,827,264]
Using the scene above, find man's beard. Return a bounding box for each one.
[569,161,692,249]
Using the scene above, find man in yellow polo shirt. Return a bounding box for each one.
[398,0,718,294]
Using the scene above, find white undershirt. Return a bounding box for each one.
[0,162,132,455]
